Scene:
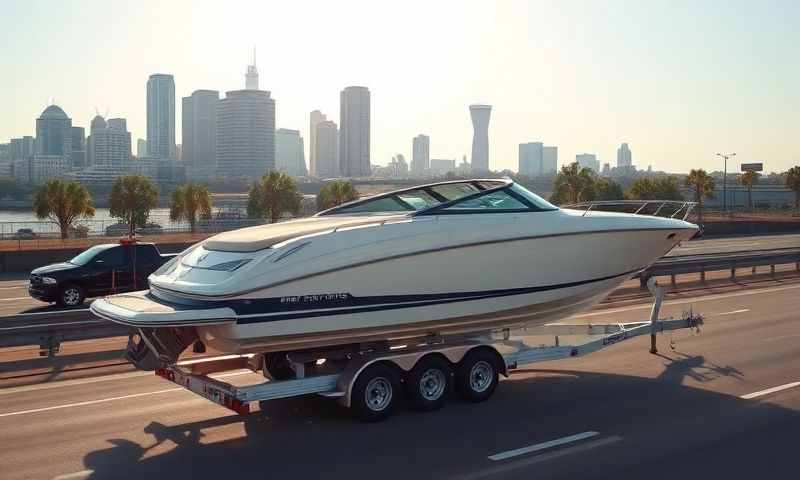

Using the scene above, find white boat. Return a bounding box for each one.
[90,179,698,370]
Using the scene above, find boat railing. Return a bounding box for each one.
[563,200,697,220]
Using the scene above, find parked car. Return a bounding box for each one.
[135,223,163,235]
[105,222,131,237]
[13,228,37,240]
[28,240,178,306]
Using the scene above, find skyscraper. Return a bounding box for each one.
[216,89,275,178]
[35,105,72,158]
[309,110,326,176]
[339,86,371,177]
[518,142,543,176]
[617,143,632,168]
[315,120,339,178]
[87,115,131,168]
[469,104,491,172]
[542,146,558,175]
[182,90,219,180]
[137,138,147,158]
[576,153,600,172]
[276,128,307,177]
[245,47,259,90]
[146,73,176,159]
[412,134,430,175]
[70,126,86,167]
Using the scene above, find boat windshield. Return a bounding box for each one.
[318,180,556,216]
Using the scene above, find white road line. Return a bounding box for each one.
[488,431,599,461]
[0,388,183,418]
[741,382,800,400]
[714,309,750,316]
[0,285,27,290]
[52,470,93,480]
[0,296,31,302]
[575,283,800,319]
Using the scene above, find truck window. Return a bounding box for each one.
[135,245,160,264]
[96,247,128,267]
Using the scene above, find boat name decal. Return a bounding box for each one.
[280,293,351,304]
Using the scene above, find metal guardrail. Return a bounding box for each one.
[0,248,798,355]
[563,200,697,221]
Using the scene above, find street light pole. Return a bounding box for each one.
[716,152,736,213]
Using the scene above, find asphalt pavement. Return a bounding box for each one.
[1,281,800,479]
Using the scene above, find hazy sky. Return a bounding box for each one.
[1,0,798,174]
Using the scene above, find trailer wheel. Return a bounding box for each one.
[456,349,499,403]
[405,355,452,411]
[263,352,295,380]
[351,363,401,422]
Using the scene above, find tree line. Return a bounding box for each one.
[32,173,360,240]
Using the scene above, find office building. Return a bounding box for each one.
[146,73,176,159]
[70,126,86,167]
[518,142,543,176]
[216,89,275,178]
[276,128,307,177]
[412,134,430,175]
[430,158,456,176]
[9,136,35,161]
[617,143,632,168]
[0,143,10,177]
[309,110,326,176]
[339,86,371,177]
[576,153,600,173]
[87,115,132,168]
[314,120,339,178]
[35,105,72,159]
[136,138,147,158]
[182,90,219,180]
[469,104,491,172]
[543,146,558,175]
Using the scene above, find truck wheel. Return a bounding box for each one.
[455,349,499,403]
[58,284,85,307]
[351,363,401,422]
[405,355,451,411]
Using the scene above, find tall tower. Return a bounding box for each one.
[412,134,430,175]
[309,110,326,176]
[616,143,632,168]
[339,86,371,177]
[216,89,275,178]
[35,105,72,159]
[246,46,259,90]
[146,74,176,159]
[469,104,491,172]
[182,90,220,180]
[315,120,339,178]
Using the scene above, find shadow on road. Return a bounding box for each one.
[80,367,800,480]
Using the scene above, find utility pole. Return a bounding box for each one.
[716,152,736,213]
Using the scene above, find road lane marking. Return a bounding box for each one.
[488,431,599,461]
[0,296,31,302]
[741,382,800,400]
[0,388,183,417]
[0,285,27,290]
[714,309,750,316]
[464,436,622,479]
[0,320,106,330]
[575,283,800,319]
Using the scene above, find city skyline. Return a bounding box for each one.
[1,1,798,174]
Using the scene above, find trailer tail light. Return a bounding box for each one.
[224,395,251,415]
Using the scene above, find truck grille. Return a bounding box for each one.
[29,274,42,285]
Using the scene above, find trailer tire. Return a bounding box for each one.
[456,349,499,403]
[405,355,452,412]
[351,363,401,422]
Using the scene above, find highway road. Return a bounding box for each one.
[0,232,797,317]
[1,282,799,479]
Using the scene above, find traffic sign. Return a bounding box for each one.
[741,163,763,172]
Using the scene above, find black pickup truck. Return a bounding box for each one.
[28,242,178,306]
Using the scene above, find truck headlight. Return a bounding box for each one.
[41,277,57,285]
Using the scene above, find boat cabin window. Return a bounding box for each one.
[441,190,528,211]
[334,196,414,213]
[397,190,440,210]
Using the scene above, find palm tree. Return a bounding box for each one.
[247,171,302,223]
[685,169,715,223]
[786,166,800,214]
[739,171,759,210]
[108,175,159,236]
[628,177,683,201]
[317,180,359,210]
[170,183,212,233]
[33,179,95,239]
[550,162,595,204]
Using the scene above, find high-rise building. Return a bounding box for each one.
[245,47,259,90]
[9,136,35,161]
[339,86,371,177]
[0,143,10,176]
[216,89,275,178]
[518,142,543,176]
[35,105,72,159]
[576,153,600,172]
[617,143,632,168]
[412,134,430,175]
[136,138,147,158]
[146,73,176,159]
[314,120,339,178]
[182,90,219,180]
[70,126,86,167]
[430,158,456,176]
[542,146,558,175]
[87,115,132,168]
[309,110,326,176]
[469,104,491,172]
[276,128,307,177]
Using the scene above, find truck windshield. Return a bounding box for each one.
[69,245,111,265]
